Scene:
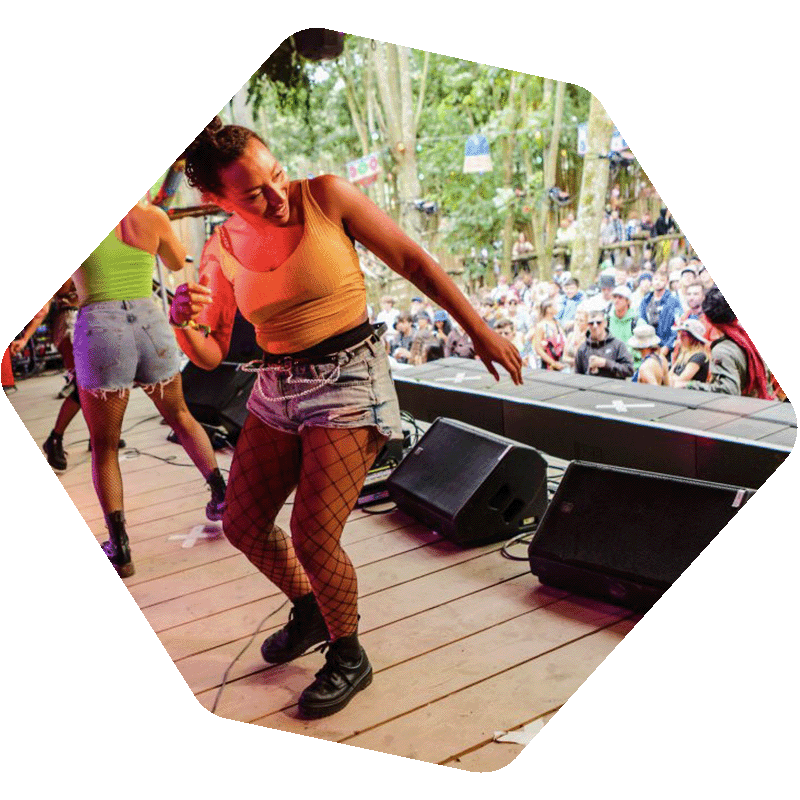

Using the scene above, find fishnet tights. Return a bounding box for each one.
[79,387,130,513]
[223,415,383,640]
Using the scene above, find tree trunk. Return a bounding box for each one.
[571,94,614,288]
[500,74,519,279]
[542,80,566,258]
[373,41,423,241]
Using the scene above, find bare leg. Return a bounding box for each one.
[143,373,218,479]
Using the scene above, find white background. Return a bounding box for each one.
[1,2,796,797]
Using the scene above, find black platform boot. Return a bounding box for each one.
[43,430,67,472]
[261,593,329,664]
[101,510,135,578]
[205,468,227,522]
[298,632,373,719]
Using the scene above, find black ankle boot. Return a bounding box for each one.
[101,510,135,578]
[298,632,373,719]
[261,593,329,664]
[43,431,67,472]
[205,468,227,522]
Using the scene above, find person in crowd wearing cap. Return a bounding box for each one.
[675,264,698,311]
[555,277,584,333]
[685,287,775,399]
[387,312,415,364]
[409,310,438,365]
[597,272,616,314]
[628,322,670,385]
[562,304,589,372]
[376,295,400,331]
[608,284,638,356]
[669,318,711,387]
[409,296,425,323]
[574,303,634,379]
[432,308,452,346]
[532,298,567,371]
[638,270,682,358]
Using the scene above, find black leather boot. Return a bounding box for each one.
[205,468,227,522]
[101,510,135,578]
[43,430,67,472]
[261,593,329,664]
[298,632,373,719]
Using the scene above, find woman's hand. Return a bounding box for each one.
[170,281,212,326]
[472,327,524,385]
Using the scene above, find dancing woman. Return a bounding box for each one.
[73,201,227,578]
[171,118,522,718]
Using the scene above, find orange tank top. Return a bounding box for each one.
[214,179,366,353]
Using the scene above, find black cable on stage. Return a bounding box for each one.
[210,598,289,715]
[501,528,538,561]
[118,447,230,475]
[359,502,397,515]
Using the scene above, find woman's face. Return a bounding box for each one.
[214,138,292,226]
[575,311,588,329]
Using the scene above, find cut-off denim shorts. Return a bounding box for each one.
[73,298,180,396]
[245,334,403,440]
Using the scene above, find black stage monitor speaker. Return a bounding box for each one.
[386,417,548,546]
[179,309,259,443]
[528,461,754,611]
[181,362,255,443]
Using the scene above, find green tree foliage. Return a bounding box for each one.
[244,35,592,284]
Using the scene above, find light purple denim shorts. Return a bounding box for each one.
[74,298,181,395]
[245,335,402,440]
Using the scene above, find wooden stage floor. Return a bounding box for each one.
[7,370,639,772]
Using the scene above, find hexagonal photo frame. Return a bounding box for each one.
[2,11,797,795]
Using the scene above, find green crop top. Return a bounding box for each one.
[75,229,155,305]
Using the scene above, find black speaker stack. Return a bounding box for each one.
[381,416,753,612]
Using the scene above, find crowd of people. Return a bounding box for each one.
[376,251,785,401]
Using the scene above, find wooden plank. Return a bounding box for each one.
[340,618,636,765]
[443,710,559,772]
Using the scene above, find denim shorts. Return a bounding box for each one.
[245,335,403,440]
[73,298,180,394]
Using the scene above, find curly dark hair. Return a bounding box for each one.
[702,285,736,324]
[182,116,267,196]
